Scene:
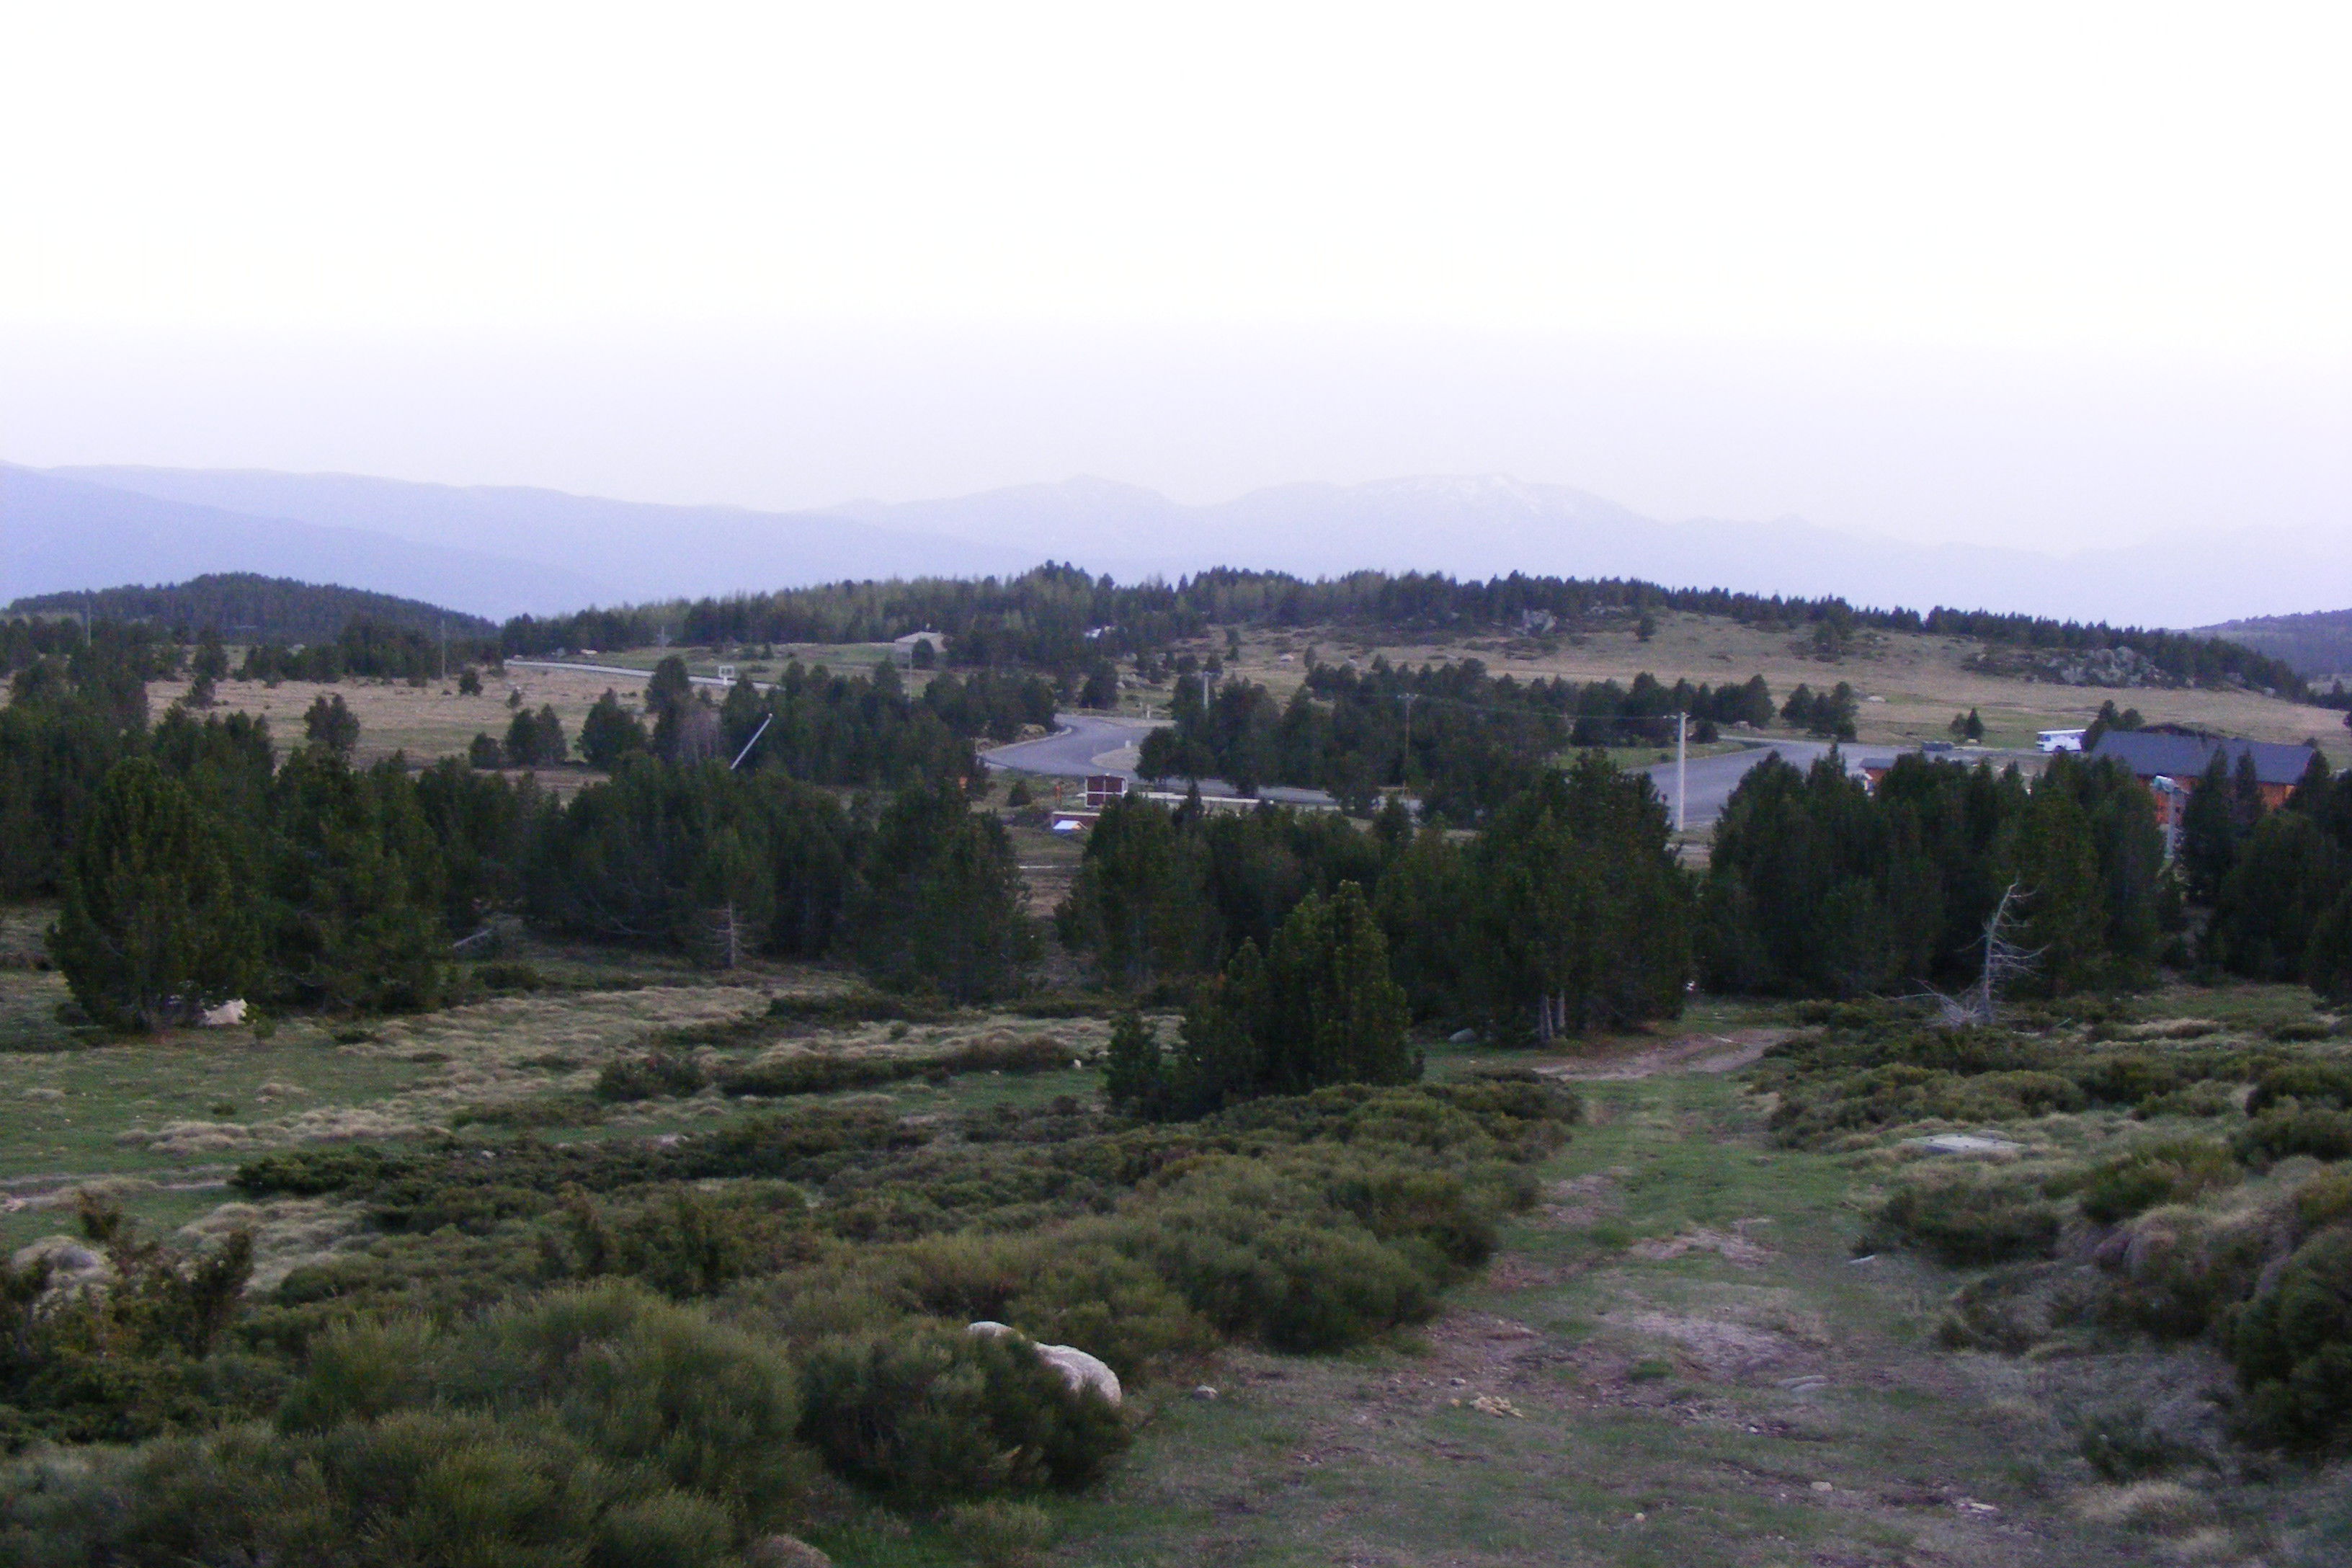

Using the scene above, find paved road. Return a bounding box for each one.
[1645,740,1840,830]
[982,713,1339,807]
[508,659,747,691]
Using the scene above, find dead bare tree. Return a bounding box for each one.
[1925,881,2042,1028]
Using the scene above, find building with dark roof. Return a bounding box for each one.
[2086,730,2320,828]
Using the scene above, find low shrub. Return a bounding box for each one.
[717,1036,1074,1100]
[796,1322,1127,1499]
[767,992,956,1028]
[1935,1260,2098,1352]
[474,961,545,992]
[1105,1163,1446,1350]
[2246,1061,2352,1115]
[1860,1170,2062,1265]
[2231,1224,2352,1450]
[2090,1200,2281,1340]
[2077,1404,2201,1480]
[596,1051,709,1102]
[2234,1106,2352,1166]
[2050,1139,2239,1225]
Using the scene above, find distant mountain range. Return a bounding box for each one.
[7,461,2348,628]
[2196,609,2352,680]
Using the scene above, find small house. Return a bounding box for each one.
[2086,731,2320,829]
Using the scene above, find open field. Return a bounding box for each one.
[1208,615,2352,765]
[6,918,2348,1564]
[71,605,2345,783]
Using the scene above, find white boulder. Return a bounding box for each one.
[966,1320,1122,1405]
[197,999,249,1028]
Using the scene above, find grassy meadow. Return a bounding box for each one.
[6,912,2350,1563]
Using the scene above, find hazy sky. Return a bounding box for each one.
[5,2,2346,552]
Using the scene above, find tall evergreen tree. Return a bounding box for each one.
[1164,882,1414,1114]
[2001,771,2107,994]
[848,783,1037,1000]
[578,690,650,769]
[302,692,360,756]
[262,750,446,1012]
[1056,798,1216,992]
[1472,755,1690,1038]
[50,759,259,1031]
[2178,751,2240,904]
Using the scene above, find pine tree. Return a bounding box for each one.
[2002,770,2107,994]
[303,692,360,756]
[2179,750,2239,904]
[262,750,447,1012]
[50,759,259,1030]
[2305,887,2352,1003]
[578,690,649,769]
[1055,798,1216,992]
[1102,1010,1165,1114]
[848,783,1038,1000]
[1964,708,1985,741]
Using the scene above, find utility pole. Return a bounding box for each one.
[1675,711,1688,835]
[1400,692,1417,779]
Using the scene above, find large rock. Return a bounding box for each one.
[967,1321,1123,1404]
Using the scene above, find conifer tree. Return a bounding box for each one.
[848,783,1037,1000]
[1056,798,1216,992]
[578,690,649,769]
[2002,771,2107,994]
[2179,751,2240,904]
[303,692,360,756]
[51,759,258,1030]
[1102,1010,1165,1114]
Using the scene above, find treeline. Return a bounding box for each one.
[1700,752,2170,998]
[492,562,2305,694]
[2188,749,2352,997]
[544,656,1052,786]
[239,615,499,683]
[1136,658,1789,821]
[1698,744,2352,1004]
[1059,757,1691,1046]
[9,573,493,646]
[53,732,1039,1028]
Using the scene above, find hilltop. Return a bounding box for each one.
[9,573,492,645]
[2199,607,2352,681]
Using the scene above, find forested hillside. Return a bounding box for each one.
[499,563,2309,695]
[2200,607,2352,681]
[10,572,492,645]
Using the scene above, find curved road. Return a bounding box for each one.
[520,678,1889,829]
[982,714,1339,807]
[989,720,1897,825]
[1644,739,1842,829]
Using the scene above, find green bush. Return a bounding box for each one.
[2232,1225,2352,1450]
[596,1051,709,1102]
[2091,1202,2279,1340]
[1860,1170,2062,1265]
[2235,1106,2352,1166]
[796,1322,1126,1499]
[446,1281,812,1517]
[2077,1404,2199,1480]
[2052,1139,2239,1224]
[2247,1061,2352,1115]
[1105,1164,1443,1350]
